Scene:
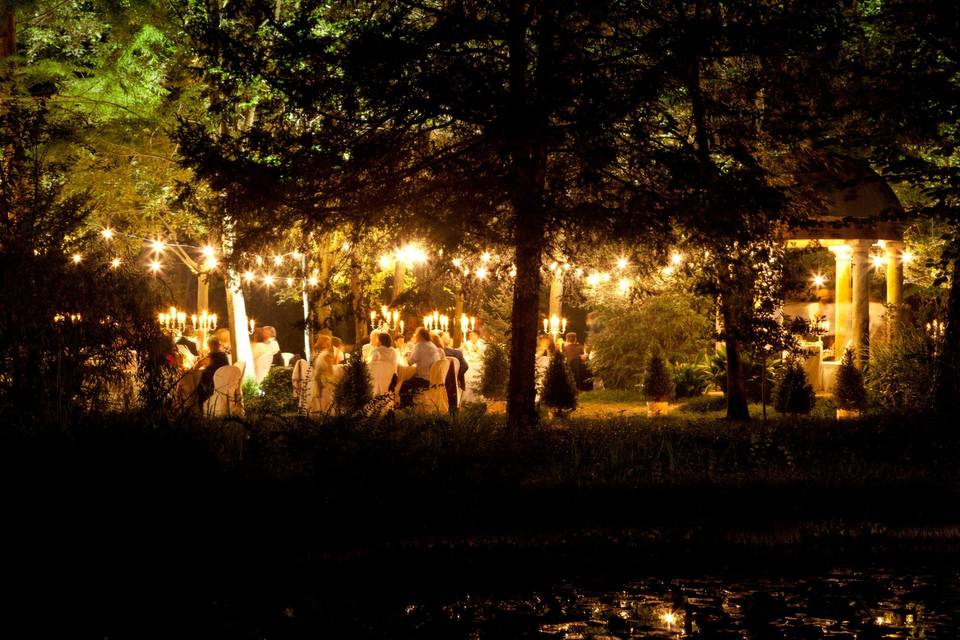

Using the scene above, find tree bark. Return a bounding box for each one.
[507,203,544,429]
[935,251,960,414]
[720,290,751,420]
[0,7,14,60]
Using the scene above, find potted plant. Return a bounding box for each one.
[540,352,578,418]
[644,353,674,416]
[833,347,867,420]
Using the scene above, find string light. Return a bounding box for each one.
[618,277,631,294]
[902,250,914,263]
[616,257,628,270]
[100,228,114,240]
[243,271,256,283]
[201,245,216,259]
[263,274,275,287]
[148,259,162,274]
[396,243,428,266]
[475,266,488,280]
[812,273,827,287]
[71,253,83,264]
[285,277,294,287]
[308,275,319,287]
[378,255,392,269]
[150,239,165,253]
[273,255,284,266]
[671,252,683,265]
[870,254,886,269]
[110,257,122,269]
[480,251,491,263]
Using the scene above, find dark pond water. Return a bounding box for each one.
[397,569,960,639]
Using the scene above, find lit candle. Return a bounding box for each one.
[399,319,405,334]
[392,310,399,326]
[423,315,431,330]
[550,314,559,334]
[210,314,217,330]
[561,317,567,334]
[169,306,176,319]
[178,312,186,330]
[381,305,389,320]
[191,314,198,329]
[249,318,256,334]
[461,314,469,336]
[543,318,548,334]
[370,310,377,325]
[433,311,439,329]
[470,316,476,332]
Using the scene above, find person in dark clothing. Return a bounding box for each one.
[196,337,230,407]
[563,332,588,390]
[176,328,199,357]
[434,333,469,390]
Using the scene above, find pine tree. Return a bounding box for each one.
[540,352,577,416]
[834,348,867,412]
[479,343,510,402]
[644,353,674,402]
[773,359,815,415]
[333,354,372,417]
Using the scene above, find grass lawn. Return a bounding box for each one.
[574,389,654,417]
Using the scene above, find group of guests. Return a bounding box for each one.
[536,331,592,391]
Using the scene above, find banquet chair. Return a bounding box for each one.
[291,358,310,405]
[412,358,450,415]
[368,359,398,397]
[203,364,244,418]
[281,352,295,367]
[253,352,274,384]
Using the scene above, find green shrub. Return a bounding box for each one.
[241,378,260,404]
[866,322,936,413]
[672,361,709,398]
[706,347,778,403]
[833,348,867,411]
[590,292,713,390]
[248,366,296,414]
[540,352,578,415]
[479,342,510,401]
[334,355,373,416]
[679,394,727,413]
[643,353,674,401]
[773,359,815,415]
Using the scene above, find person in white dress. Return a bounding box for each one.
[370,332,398,366]
[251,325,281,362]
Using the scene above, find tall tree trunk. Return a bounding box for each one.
[0,7,14,60]
[507,203,544,428]
[350,253,366,344]
[720,287,751,420]
[197,273,209,313]
[935,251,960,414]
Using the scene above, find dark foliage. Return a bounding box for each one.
[643,353,674,402]
[540,352,577,415]
[479,342,509,402]
[773,359,816,415]
[248,366,296,414]
[333,354,372,416]
[834,348,867,412]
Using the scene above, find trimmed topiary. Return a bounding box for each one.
[773,358,815,415]
[540,352,578,416]
[333,354,373,416]
[249,366,297,414]
[479,342,510,401]
[644,353,675,401]
[834,348,867,414]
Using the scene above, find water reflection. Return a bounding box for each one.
[411,569,960,638]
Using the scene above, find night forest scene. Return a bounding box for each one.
[4,1,960,638]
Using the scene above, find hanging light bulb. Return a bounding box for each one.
[476,266,488,279]
[201,245,216,259]
[812,273,827,288]
[100,228,115,240]
[150,239,165,253]
[110,257,122,269]
[616,257,628,270]
[263,274,275,287]
[901,250,914,264]
[71,253,83,264]
[148,259,162,274]
[671,252,683,265]
[243,271,256,283]
[273,255,284,266]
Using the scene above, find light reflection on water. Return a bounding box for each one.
[414,569,960,639]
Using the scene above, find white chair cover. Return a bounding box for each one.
[463,362,482,403]
[253,352,274,384]
[292,359,310,403]
[203,364,244,418]
[281,352,294,366]
[413,358,450,414]
[368,359,398,397]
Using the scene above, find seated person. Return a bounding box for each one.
[370,332,398,366]
[362,331,379,363]
[438,332,469,390]
[196,337,231,408]
[462,330,486,363]
[399,327,442,406]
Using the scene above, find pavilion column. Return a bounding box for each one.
[850,239,872,365]
[829,244,852,358]
[885,241,904,306]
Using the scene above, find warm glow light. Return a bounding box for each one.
[481,251,491,263]
[71,253,83,264]
[586,273,600,287]
[549,261,558,272]
[150,239,165,253]
[574,267,584,278]
[264,274,276,287]
[273,255,284,266]
[618,277,631,294]
[902,250,914,263]
[812,273,827,288]
[204,257,218,270]
[243,271,256,283]
[291,250,301,260]
[871,254,886,269]
[110,257,122,269]
[100,228,114,240]
[255,255,264,266]
[285,277,294,287]
[452,257,462,268]
[671,252,683,265]
[201,245,216,259]
[616,257,628,270]
[378,255,392,269]
[475,266,488,280]
[662,265,675,277]
[396,243,427,266]
[661,612,677,626]
[148,259,162,274]
[308,276,319,287]
[508,265,517,278]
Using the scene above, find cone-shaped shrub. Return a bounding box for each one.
[834,348,867,411]
[540,352,578,414]
[479,342,510,401]
[334,354,372,416]
[773,358,815,414]
[644,353,674,401]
